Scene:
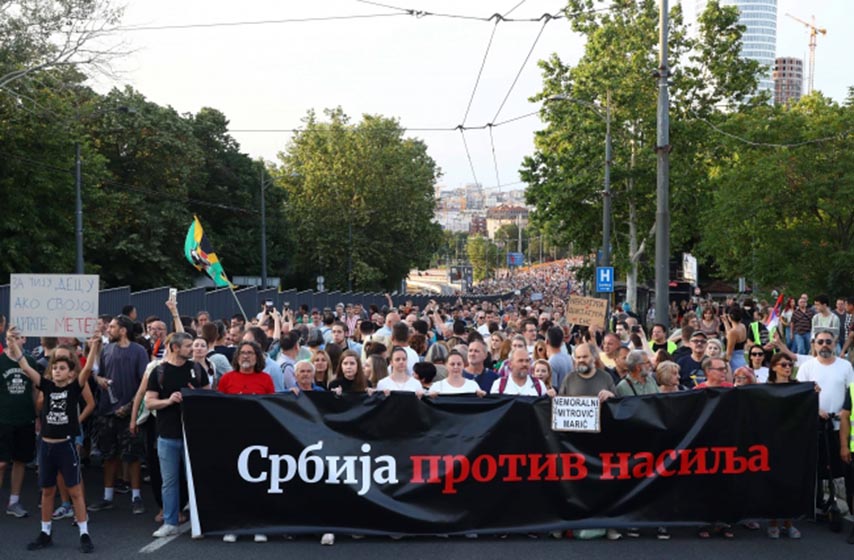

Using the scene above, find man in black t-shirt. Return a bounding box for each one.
[145,333,209,538]
[676,331,707,388]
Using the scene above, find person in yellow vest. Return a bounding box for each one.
[648,323,677,355]
[840,383,854,544]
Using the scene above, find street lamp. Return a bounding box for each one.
[546,92,612,271]
[75,105,134,274]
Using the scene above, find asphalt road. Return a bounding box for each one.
[1,466,852,560]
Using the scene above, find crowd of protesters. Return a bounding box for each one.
[1,284,854,550]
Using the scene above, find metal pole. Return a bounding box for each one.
[75,142,84,274]
[655,0,671,329]
[260,166,268,290]
[603,90,612,269]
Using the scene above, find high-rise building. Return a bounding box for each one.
[693,0,778,96]
[773,57,803,105]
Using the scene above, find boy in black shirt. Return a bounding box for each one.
[7,328,100,553]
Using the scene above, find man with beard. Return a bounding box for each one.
[559,343,615,403]
[615,350,659,397]
[797,329,854,512]
[145,333,209,538]
[558,345,618,540]
[88,315,150,515]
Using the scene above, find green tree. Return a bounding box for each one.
[522,0,760,306]
[274,108,441,291]
[697,93,854,296]
[466,235,499,281]
[0,67,110,282]
[185,108,293,285]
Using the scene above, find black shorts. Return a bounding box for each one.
[0,423,36,463]
[92,415,145,462]
[38,439,81,488]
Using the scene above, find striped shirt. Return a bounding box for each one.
[791,307,814,335]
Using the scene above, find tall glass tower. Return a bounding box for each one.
[694,0,778,95]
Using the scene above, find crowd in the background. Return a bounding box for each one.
[1,286,853,550]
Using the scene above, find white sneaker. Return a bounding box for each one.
[254,534,268,543]
[222,534,237,543]
[606,528,622,540]
[52,504,74,520]
[152,524,179,538]
[320,533,335,545]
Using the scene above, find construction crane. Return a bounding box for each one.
[785,13,827,94]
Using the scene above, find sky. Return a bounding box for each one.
[96,0,853,193]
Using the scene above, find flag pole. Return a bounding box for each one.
[228,285,249,322]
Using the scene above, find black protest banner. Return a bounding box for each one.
[181,384,817,537]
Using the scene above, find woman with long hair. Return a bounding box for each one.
[363,354,388,387]
[375,347,422,395]
[531,359,553,390]
[329,350,370,394]
[698,306,721,338]
[765,353,801,539]
[311,350,333,389]
[723,305,748,371]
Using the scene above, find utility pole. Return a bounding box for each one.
[602,90,612,268]
[75,142,84,274]
[259,165,268,290]
[654,0,671,328]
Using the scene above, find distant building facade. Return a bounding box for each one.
[773,57,803,105]
[485,204,529,239]
[694,0,778,97]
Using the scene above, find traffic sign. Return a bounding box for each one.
[596,267,614,293]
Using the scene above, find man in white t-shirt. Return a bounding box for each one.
[796,330,854,506]
[490,349,550,397]
[798,332,854,423]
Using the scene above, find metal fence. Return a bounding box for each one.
[1,284,516,329]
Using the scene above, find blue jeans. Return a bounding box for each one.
[157,437,184,526]
[793,332,811,355]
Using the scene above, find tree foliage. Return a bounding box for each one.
[0,0,125,89]
[522,0,760,294]
[0,70,292,289]
[466,235,499,281]
[274,108,442,291]
[697,93,854,296]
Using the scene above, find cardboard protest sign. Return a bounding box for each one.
[565,295,608,329]
[10,274,100,338]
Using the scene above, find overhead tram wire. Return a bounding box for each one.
[117,12,409,32]
[117,3,616,32]
[692,111,854,148]
[461,18,500,126]
[227,110,541,134]
[458,127,480,187]
[490,15,552,124]
[488,124,501,190]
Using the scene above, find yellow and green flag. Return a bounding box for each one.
[184,216,233,288]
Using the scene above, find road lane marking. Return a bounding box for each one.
[139,521,191,553]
